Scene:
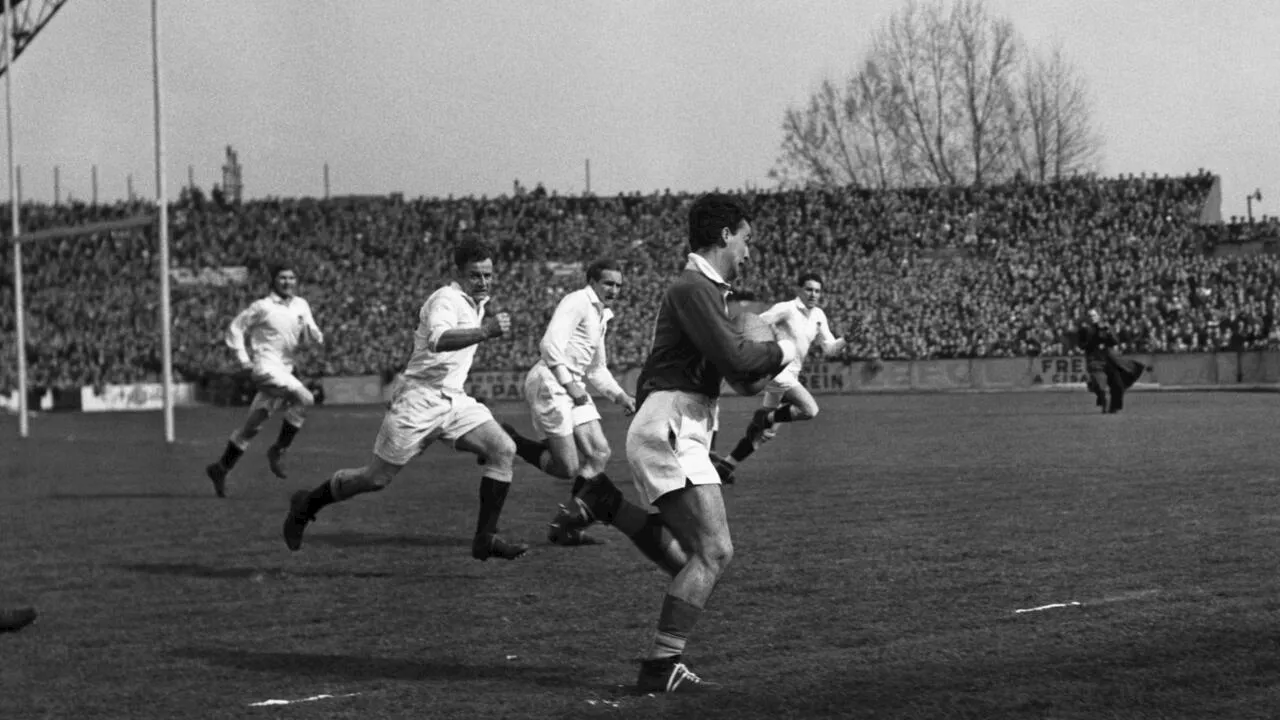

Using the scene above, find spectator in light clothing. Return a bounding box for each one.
[205,265,323,497]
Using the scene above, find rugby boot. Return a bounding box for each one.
[266,445,289,479]
[206,463,228,498]
[546,504,604,546]
[635,657,721,694]
[471,533,529,561]
[282,490,316,551]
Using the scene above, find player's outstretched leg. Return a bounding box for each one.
[206,407,271,498]
[716,403,796,482]
[562,475,686,575]
[0,606,37,633]
[267,388,314,479]
[548,421,613,546]
[501,423,550,471]
[282,460,400,551]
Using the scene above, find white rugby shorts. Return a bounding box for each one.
[625,390,721,505]
[763,367,803,408]
[249,365,310,417]
[523,364,602,438]
[373,379,494,465]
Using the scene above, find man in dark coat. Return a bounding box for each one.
[1077,309,1146,413]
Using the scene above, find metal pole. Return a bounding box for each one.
[585,159,590,195]
[323,162,329,199]
[4,0,26,437]
[151,0,173,443]
[92,164,98,205]
[127,172,133,201]
[53,164,59,205]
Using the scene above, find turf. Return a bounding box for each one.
[2,391,1278,719]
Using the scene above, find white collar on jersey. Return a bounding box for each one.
[582,285,613,322]
[685,253,729,289]
[447,281,489,312]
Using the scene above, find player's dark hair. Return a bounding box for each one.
[267,264,293,282]
[688,193,752,252]
[798,272,824,288]
[586,257,622,282]
[453,238,495,269]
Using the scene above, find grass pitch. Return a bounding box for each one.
[2,391,1278,719]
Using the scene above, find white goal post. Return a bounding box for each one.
[6,0,174,441]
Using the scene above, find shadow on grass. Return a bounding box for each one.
[115,563,395,580]
[47,492,201,500]
[171,646,581,688]
[304,531,470,549]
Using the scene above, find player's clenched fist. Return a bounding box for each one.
[484,311,511,338]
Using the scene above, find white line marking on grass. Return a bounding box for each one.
[1014,601,1082,614]
[248,692,360,707]
[1013,589,1161,615]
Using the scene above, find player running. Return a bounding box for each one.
[711,272,846,483]
[206,264,323,497]
[501,258,637,546]
[280,238,528,561]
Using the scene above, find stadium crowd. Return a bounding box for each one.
[3,170,1280,392]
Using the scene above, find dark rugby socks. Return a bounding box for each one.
[476,476,511,537]
[217,442,245,471]
[273,421,301,450]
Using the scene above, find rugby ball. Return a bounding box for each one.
[727,312,776,396]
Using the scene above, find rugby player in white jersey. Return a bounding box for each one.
[712,272,846,483]
[281,239,528,561]
[501,258,637,546]
[206,265,323,497]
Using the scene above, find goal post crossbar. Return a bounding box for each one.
[8,0,172,442]
[9,212,171,439]
[15,213,156,243]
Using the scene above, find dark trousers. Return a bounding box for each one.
[1089,368,1125,413]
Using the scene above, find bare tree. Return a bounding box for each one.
[771,77,868,189]
[952,0,1021,185]
[773,0,1101,189]
[1013,42,1102,182]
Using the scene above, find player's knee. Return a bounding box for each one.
[796,403,818,421]
[232,425,260,446]
[487,435,517,468]
[582,445,610,475]
[700,535,734,574]
[548,453,580,479]
[296,388,315,406]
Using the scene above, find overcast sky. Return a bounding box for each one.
[4,0,1277,219]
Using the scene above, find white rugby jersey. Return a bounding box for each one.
[401,282,487,392]
[226,293,323,373]
[536,285,626,402]
[758,298,845,374]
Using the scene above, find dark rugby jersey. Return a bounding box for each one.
[635,268,786,407]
